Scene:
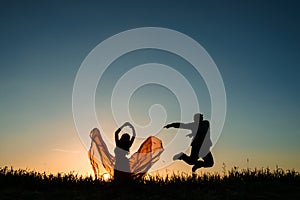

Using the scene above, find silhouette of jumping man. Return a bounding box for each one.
[114,122,136,182]
[164,113,214,172]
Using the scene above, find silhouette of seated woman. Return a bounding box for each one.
[164,113,214,172]
[88,122,164,182]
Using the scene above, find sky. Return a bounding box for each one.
[0,0,300,176]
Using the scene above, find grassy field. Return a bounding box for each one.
[0,166,299,200]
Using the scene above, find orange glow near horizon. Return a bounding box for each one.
[1,118,299,177]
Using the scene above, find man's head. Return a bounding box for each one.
[194,113,203,123]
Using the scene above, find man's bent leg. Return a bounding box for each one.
[202,151,214,167]
[180,153,197,165]
[180,145,200,165]
[192,152,214,172]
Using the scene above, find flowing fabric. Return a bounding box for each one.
[88,128,164,179]
[88,128,115,178]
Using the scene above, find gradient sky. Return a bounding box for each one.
[0,0,299,175]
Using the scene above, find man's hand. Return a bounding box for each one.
[164,123,173,129]
[186,133,193,138]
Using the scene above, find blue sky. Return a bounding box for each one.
[0,0,299,174]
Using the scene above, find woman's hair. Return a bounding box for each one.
[120,133,130,142]
[118,133,131,152]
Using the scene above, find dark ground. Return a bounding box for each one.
[1,182,300,200]
[1,166,299,200]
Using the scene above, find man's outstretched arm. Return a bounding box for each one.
[164,122,193,130]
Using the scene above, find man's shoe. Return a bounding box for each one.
[173,152,184,161]
[192,163,202,173]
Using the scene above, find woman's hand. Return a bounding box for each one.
[119,122,130,129]
[125,122,136,137]
[123,122,131,127]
